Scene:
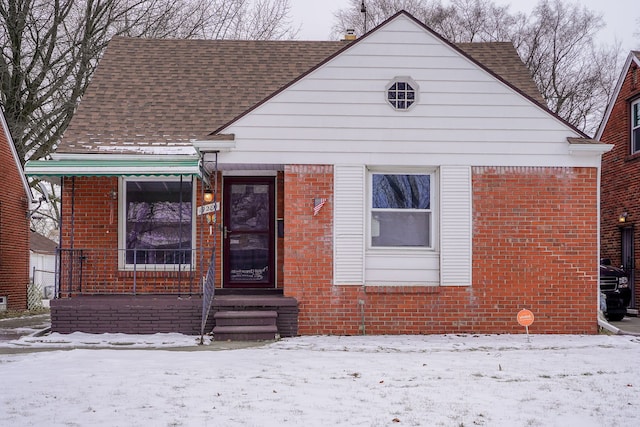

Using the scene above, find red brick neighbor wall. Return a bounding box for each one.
[284,165,599,335]
[600,64,640,309]
[0,129,29,310]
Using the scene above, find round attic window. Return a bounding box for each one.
[386,77,418,111]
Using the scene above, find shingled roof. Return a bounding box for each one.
[57,37,544,154]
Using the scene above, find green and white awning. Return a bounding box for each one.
[25,157,202,178]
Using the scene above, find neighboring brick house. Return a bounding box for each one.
[0,107,32,310]
[597,51,640,313]
[26,11,610,336]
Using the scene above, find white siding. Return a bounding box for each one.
[334,165,365,284]
[209,13,599,287]
[365,251,440,285]
[218,14,591,168]
[440,166,472,286]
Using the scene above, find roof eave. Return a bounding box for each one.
[1,108,33,202]
[192,134,236,153]
[567,137,614,156]
[595,52,640,140]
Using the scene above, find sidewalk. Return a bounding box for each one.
[0,311,265,354]
[0,312,50,341]
[2,311,639,355]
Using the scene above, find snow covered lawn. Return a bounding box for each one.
[1,333,639,426]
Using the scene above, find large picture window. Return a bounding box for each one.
[122,178,193,267]
[632,99,640,154]
[370,173,432,248]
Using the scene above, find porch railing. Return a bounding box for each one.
[55,248,211,297]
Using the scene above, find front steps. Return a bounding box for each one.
[211,295,299,339]
[213,310,278,341]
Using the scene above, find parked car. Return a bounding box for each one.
[600,259,631,321]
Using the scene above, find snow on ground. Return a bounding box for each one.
[1,333,639,426]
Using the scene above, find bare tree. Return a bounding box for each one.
[334,0,621,136]
[1,0,295,234]
[333,0,523,41]
[1,0,295,167]
[515,0,620,134]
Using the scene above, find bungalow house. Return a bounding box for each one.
[0,107,32,311]
[597,51,640,314]
[25,11,610,337]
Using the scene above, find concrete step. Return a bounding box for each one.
[214,310,277,327]
[213,310,278,341]
[213,325,278,341]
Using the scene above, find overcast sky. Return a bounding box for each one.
[290,0,639,51]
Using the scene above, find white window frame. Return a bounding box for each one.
[118,176,196,271]
[385,76,419,111]
[367,168,437,251]
[632,98,640,154]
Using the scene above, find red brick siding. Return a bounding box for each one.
[0,129,29,310]
[473,167,598,334]
[600,64,640,309]
[60,176,220,293]
[284,165,598,335]
[59,173,287,294]
[60,165,598,334]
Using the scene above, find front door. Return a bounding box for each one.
[621,226,635,309]
[223,177,275,288]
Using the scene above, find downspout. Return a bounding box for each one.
[177,175,184,294]
[70,177,75,250]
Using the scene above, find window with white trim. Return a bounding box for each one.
[120,177,194,268]
[386,77,419,111]
[632,99,640,154]
[370,172,433,248]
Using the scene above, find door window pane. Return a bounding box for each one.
[229,234,269,282]
[230,184,269,231]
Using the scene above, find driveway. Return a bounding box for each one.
[608,314,640,335]
[0,312,50,342]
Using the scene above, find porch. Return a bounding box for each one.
[50,294,298,337]
[51,248,298,338]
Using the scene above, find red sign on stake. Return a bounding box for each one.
[517,309,535,327]
[517,309,534,342]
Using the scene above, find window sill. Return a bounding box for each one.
[625,151,640,163]
[362,284,441,294]
[118,265,195,275]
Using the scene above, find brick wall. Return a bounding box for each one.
[50,295,209,334]
[284,165,599,335]
[59,173,286,295]
[0,128,29,310]
[60,176,219,294]
[600,63,640,309]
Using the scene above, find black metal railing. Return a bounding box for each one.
[56,248,210,297]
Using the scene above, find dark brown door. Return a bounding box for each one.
[621,226,635,309]
[223,177,275,288]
